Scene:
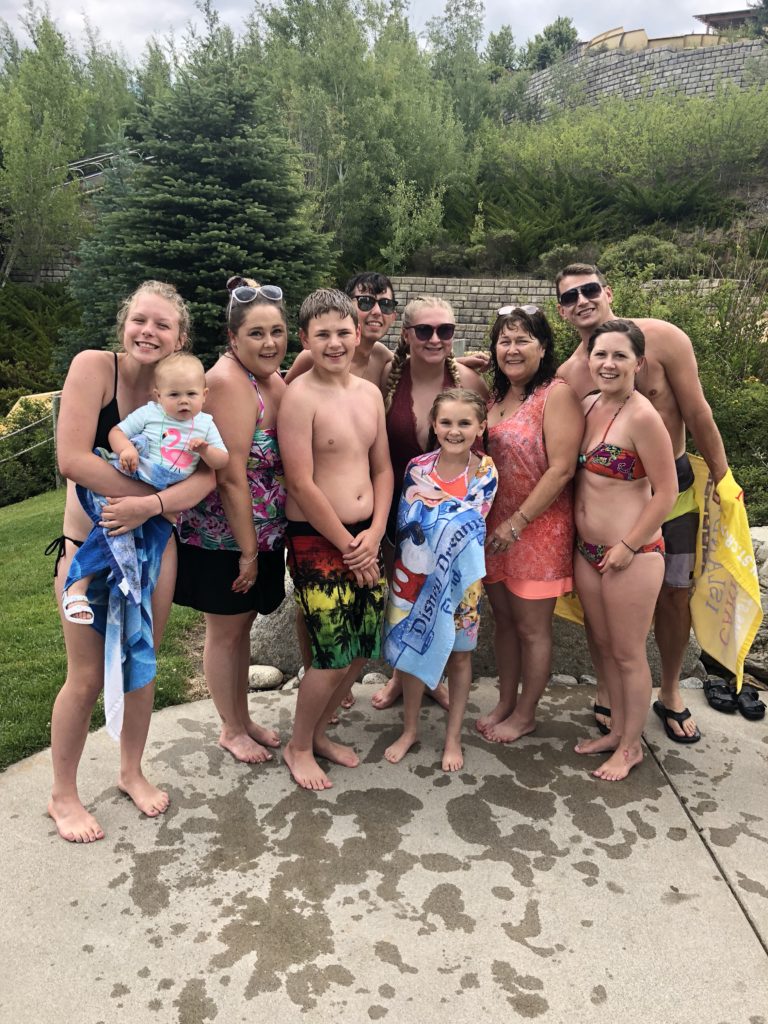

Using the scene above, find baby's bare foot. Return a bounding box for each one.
[47,796,105,843]
[442,737,464,772]
[117,774,170,816]
[219,731,274,764]
[384,732,419,764]
[592,746,643,782]
[283,742,333,790]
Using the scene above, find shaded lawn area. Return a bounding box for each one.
[0,489,202,771]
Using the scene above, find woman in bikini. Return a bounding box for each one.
[48,281,215,843]
[573,319,677,781]
[174,277,288,764]
[371,295,488,711]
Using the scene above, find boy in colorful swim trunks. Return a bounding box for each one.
[556,264,732,743]
[277,288,393,790]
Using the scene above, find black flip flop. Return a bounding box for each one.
[736,684,766,721]
[593,703,611,736]
[703,676,738,714]
[652,700,702,744]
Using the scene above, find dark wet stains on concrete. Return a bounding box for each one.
[491,961,549,1018]
[433,774,451,787]
[460,972,480,989]
[368,1006,388,1019]
[111,983,130,998]
[627,809,656,840]
[284,964,354,1010]
[379,983,396,998]
[126,850,177,916]
[661,887,696,905]
[157,978,174,991]
[477,774,557,821]
[708,825,740,847]
[412,765,436,778]
[137,967,150,978]
[591,984,607,1004]
[108,871,129,889]
[173,978,218,1021]
[82,944,94,953]
[573,861,599,878]
[492,886,515,901]
[596,827,638,860]
[421,853,464,872]
[736,872,768,898]
[501,899,555,958]
[374,940,418,974]
[147,998,162,1011]
[422,883,475,933]
[667,827,687,841]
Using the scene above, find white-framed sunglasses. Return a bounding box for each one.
[497,304,540,316]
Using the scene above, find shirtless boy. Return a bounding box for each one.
[556,264,730,742]
[285,271,398,386]
[278,289,393,789]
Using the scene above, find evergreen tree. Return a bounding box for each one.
[66,9,332,364]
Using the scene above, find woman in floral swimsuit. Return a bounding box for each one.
[175,277,288,764]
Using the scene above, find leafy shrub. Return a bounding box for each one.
[0,397,58,507]
[598,233,709,279]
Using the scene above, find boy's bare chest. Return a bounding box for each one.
[313,401,377,452]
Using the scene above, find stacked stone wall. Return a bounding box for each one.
[526,40,768,114]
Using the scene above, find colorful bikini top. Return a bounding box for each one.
[578,395,646,482]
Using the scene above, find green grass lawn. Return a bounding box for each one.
[0,489,202,771]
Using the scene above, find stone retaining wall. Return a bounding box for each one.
[526,40,768,114]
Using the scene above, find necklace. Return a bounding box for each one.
[496,388,526,419]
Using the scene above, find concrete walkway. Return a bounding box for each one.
[2,680,767,1023]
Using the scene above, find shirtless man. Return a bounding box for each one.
[278,288,392,789]
[556,263,730,742]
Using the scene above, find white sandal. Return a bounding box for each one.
[62,591,95,625]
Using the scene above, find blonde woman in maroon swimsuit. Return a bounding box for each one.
[478,306,583,744]
[573,319,677,781]
[371,296,488,711]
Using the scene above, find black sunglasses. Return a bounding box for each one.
[354,294,397,314]
[558,282,603,307]
[409,323,456,342]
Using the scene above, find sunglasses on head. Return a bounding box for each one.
[354,294,397,315]
[409,323,456,342]
[230,284,283,305]
[557,282,603,307]
[498,304,540,316]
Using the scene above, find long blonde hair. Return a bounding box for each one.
[384,295,461,412]
[116,281,191,349]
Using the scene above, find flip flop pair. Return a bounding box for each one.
[735,684,766,721]
[704,676,766,720]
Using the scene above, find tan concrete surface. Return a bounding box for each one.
[1,680,767,1024]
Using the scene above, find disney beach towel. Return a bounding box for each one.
[65,440,179,738]
[383,452,497,688]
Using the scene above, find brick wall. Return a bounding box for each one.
[386,275,557,352]
[525,40,768,114]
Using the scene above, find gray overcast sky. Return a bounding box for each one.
[0,1,745,57]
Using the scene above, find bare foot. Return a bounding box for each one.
[384,731,419,763]
[314,735,359,768]
[47,796,105,843]
[442,737,464,772]
[117,774,170,817]
[592,745,643,781]
[327,710,340,725]
[371,675,402,710]
[425,680,450,712]
[476,702,515,735]
[340,689,356,710]
[485,711,536,744]
[283,741,333,790]
[575,733,620,755]
[246,720,281,748]
[219,731,274,764]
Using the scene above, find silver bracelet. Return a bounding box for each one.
[238,552,258,565]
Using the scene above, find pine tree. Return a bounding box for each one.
[66,10,332,364]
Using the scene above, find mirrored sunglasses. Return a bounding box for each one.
[409,323,456,342]
[557,282,603,307]
[355,294,397,314]
[498,304,540,316]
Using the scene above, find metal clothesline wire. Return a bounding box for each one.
[0,435,54,464]
[0,413,51,440]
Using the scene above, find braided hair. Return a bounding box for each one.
[383,296,459,412]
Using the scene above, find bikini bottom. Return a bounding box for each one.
[576,536,665,571]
